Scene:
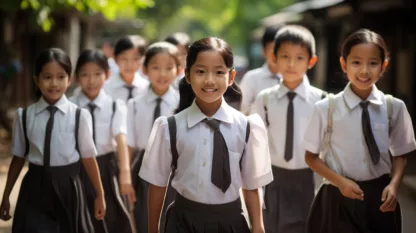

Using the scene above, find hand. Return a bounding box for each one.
[338,177,364,200]
[251,226,265,233]
[94,195,106,220]
[0,198,11,221]
[380,183,398,212]
[120,183,136,205]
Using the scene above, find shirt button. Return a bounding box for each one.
[202,161,206,167]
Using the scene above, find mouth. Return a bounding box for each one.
[286,71,297,75]
[48,89,61,94]
[356,77,371,83]
[156,79,169,85]
[202,88,218,93]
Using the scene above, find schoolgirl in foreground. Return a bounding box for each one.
[0,48,106,233]
[127,42,180,232]
[139,37,273,233]
[303,29,416,233]
[70,49,136,233]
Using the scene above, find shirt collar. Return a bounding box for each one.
[146,86,178,106]
[343,82,383,110]
[35,95,70,115]
[77,89,108,109]
[187,98,234,128]
[276,77,310,100]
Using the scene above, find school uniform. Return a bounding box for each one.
[251,78,324,233]
[11,95,96,233]
[126,86,179,233]
[139,99,273,233]
[70,90,135,233]
[303,83,416,233]
[103,72,149,102]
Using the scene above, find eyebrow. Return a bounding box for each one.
[194,64,227,69]
[350,56,380,60]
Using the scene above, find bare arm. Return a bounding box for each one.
[1,156,25,201]
[148,184,167,233]
[242,188,264,232]
[115,134,131,184]
[390,155,407,189]
[81,157,104,197]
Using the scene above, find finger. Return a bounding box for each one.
[381,188,388,202]
[130,191,136,204]
[380,194,394,212]
[352,186,364,196]
[350,192,364,200]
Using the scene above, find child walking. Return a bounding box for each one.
[139,37,273,233]
[104,35,149,102]
[126,42,180,233]
[303,29,416,233]
[0,48,106,233]
[70,49,136,233]
[164,32,191,89]
[252,25,325,233]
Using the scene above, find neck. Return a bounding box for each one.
[43,96,61,105]
[121,74,134,85]
[82,90,99,102]
[151,86,169,97]
[267,63,278,75]
[283,78,303,91]
[195,97,222,117]
[350,84,373,101]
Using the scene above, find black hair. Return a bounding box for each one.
[341,29,389,61]
[262,25,283,48]
[273,25,316,58]
[174,37,242,113]
[74,49,109,75]
[114,35,147,57]
[143,42,180,68]
[34,48,72,78]
[165,32,191,51]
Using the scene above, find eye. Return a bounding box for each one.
[280,54,288,59]
[352,61,360,65]
[59,75,67,79]
[370,61,380,66]
[216,70,226,75]
[196,69,205,74]
[297,56,305,60]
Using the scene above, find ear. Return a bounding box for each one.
[228,69,236,86]
[381,59,389,73]
[185,69,191,84]
[177,66,184,76]
[308,55,318,69]
[106,71,111,80]
[339,57,347,73]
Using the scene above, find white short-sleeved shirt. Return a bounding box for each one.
[69,90,127,155]
[127,86,179,149]
[303,83,416,181]
[103,72,149,102]
[12,95,97,166]
[139,100,273,204]
[252,79,324,169]
[240,64,280,114]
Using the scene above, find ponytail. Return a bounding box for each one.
[174,77,195,114]
[224,82,242,111]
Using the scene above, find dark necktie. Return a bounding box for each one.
[360,101,380,164]
[153,97,162,123]
[205,119,231,193]
[124,85,135,101]
[284,92,297,162]
[87,103,97,144]
[44,106,58,168]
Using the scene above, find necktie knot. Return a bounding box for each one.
[360,101,370,109]
[88,103,97,112]
[156,97,162,104]
[124,85,135,91]
[205,118,220,131]
[287,92,297,101]
[46,106,58,115]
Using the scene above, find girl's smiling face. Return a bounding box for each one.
[143,52,178,96]
[35,61,71,104]
[340,43,388,99]
[77,62,108,100]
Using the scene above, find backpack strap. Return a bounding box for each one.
[263,90,270,127]
[167,116,179,173]
[239,120,251,169]
[22,108,29,157]
[110,100,117,132]
[385,94,393,133]
[75,108,81,154]
[327,94,336,132]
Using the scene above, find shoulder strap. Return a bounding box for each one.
[327,94,336,131]
[111,100,117,130]
[240,120,251,170]
[75,108,81,154]
[22,108,29,157]
[321,91,328,100]
[167,116,179,172]
[263,90,270,127]
[385,94,393,131]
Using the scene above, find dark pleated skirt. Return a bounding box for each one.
[164,193,250,233]
[263,166,315,233]
[307,174,402,233]
[81,152,134,233]
[131,150,148,233]
[12,162,94,233]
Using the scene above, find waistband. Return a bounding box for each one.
[174,193,242,214]
[29,161,80,178]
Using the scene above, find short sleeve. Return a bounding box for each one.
[126,99,136,148]
[240,74,255,114]
[240,114,273,190]
[250,89,267,122]
[302,103,324,154]
[77,108,97,158]
[139,116,172,187]
[112,99,127,137]
[11,108,25,158]
[389,99,416,156]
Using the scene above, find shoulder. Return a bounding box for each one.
[241,68,264,82]
[307,85,326,102]
[114,98,127,110]
[257,85,279,100]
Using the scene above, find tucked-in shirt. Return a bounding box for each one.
[69,90,127,155]
[127,86,179,149]
[103,72,149,102]
[12,95,97,166]
[139,100,273,204]
[303,83,416,181]
[252,79,325,169]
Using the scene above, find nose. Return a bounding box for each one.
[51,77,59,86]
[204,72,215,84]
[288,57,296,67]
[360,65,369,75]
